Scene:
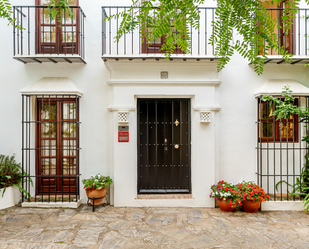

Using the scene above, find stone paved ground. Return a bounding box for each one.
[1,205,309,248]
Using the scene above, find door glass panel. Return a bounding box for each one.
[41,122,57,138]
[41,8,56,24]
[41,158,56,175]
[62,158,76,175]
[63,103,76,119]
[62,26,77,42]
[61,9,77,25]
[41,103,56,120]
[41,140,56,157]
[63,123,76,138]
[147,28,161,44]
[41,26,57,43]
[41,0,52,5]
[63,140,76,156]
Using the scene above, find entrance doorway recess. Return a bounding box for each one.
[137,99,191,194]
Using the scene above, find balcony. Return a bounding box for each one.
[13,6,86,64]
[256,8,309,64]
[102,7,309,64]
[101,6,218,62]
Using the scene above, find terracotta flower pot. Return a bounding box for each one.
[217,199,236,212]
[86,188,106,205]
[242,200,260,213]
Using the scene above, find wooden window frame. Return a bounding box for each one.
[258,98,299,143]
[36,97,79,194]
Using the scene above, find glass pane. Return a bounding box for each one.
[62,158,76,175]
[61,9,77,25]
[41,0,52,5]
[41,122,57,138]
[259,122,273,138]
[41,103,56,120]
[280,122,294,138]
[259,102,273,120]
[63,140,76,156]
[41,26,57,43]
[147,28,161,44]
[62,26,76,42]
[63,122,76,138]
[41,8,56,24]
[63,103,76,119]
[41,140,56,157]
[41,158,56,175]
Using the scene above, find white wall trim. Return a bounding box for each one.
[107,106,136,112]
[193,106,221,112]
[107,79,222,86]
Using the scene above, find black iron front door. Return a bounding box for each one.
[137,99,191,194]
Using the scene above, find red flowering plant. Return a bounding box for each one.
[82,173,113,191]
[210,180,243,207]
[236,181,270,203]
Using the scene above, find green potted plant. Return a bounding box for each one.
[210,180,243,212]
[82,174,113,205]
[0,154,32,210]
[237,181,270,213]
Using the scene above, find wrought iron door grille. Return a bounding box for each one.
[256,96,309,201]
[137,99,191,194]
[21,94,81,203]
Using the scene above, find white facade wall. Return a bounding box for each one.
[0,0,309,208]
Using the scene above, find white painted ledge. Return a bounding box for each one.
[106,79,222,86]
[22,200,81,209]
[261,201,304,211]
[193,106,221,112]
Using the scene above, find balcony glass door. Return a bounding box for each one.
[37,0,79,54]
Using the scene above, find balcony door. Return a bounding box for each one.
[260,0,295,55]
[36,0,79,54]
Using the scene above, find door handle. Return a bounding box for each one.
[174,144,179,149]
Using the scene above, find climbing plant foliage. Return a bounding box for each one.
[0,0,72,28]
[0,0,14,25]
[105,0,309,75]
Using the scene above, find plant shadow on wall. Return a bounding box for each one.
[262,86,309,212]
[0,154,32,199]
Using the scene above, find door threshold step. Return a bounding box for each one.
[21,199,81,208]
[136,194,193,200]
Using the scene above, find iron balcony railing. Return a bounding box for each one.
[13,6,86,63]
[102,7,309,61]
[259,8,309,59]
[102,6,217,60]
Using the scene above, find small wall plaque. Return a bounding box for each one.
[161,71,168,79]
[118,126,129,142]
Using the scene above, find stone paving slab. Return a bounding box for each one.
[1,205,309,248]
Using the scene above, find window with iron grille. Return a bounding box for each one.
[258,98,299,142]
[22,95,80,203]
